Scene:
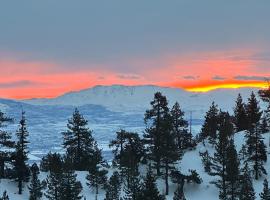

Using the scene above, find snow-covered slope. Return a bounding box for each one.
[23,85,261,118]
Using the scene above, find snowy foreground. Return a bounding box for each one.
[1,131,269,200]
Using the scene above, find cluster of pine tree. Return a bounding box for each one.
[0,87,269,199]
[199,90,270,200]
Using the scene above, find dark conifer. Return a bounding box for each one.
[60,169,83,200]
[234,94,248,132]
[0,111,14,178]
[246,92,262,130]
[123,172,141,200]
[45,171,62,200]
[239,163,256,200]
[140,167,164,200]
[199,150,212,173]
[110,130,144,185]
[144,92,170,176]
[14,111,30,194]
[200,102,219,144]
[62,108,95,170]
[160,111,180,195]
[104,171,121,200]
[170,102,192,150]
[210,112,232,199]
[226,139,240,200]
[245,124,267,180]
[260,179,270,200]
[28,163,44,200]
[86,142,108,200]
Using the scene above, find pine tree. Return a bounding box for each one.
[62,108,95,170]
[260,179,270,200]
[260,115,269,134]
[109,130,144,184]
[200,102,219,143]
[234,93,248,132]
[0,111,14,178]
[123,172,141,200]
[210,112,232,200]
[226,139,240,200]
[28,163,44,200]
[140,167,164,200]
[104,171,121,200]
[14,111,30,194]
[86,142,108,200]
[173,184,186,200]
[45,170,63,200]
[144,92,170,176]
[199,150,212,173]
[245,123,267,180]
[40,152,63,172]
[160,111,180,195]
[60,169,83,200]
[170,102,192,150]
[239,163,256,200]
[259,86,270,128]
[246,92,262,130]
[0,191,9,200]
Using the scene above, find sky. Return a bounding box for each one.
[0,0,270,99]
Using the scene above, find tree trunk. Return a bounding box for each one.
[165,161,169,195]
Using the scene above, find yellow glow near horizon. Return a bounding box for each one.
[185,82,268,92]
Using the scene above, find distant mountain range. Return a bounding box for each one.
[22,84,262,118]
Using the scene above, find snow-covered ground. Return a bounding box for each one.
[1,131,269,199]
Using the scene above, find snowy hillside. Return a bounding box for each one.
[1,131,269,200]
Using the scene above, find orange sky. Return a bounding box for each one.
[0,49,269,99]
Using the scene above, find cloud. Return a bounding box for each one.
[212,75,226,80]
[0,80,42,88]
[117,74,141,80]
[234,75,270,81]
[182,75,200,80]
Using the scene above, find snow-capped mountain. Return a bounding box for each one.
[23,84,261,118]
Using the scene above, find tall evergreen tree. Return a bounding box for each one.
[144,92,170,176]
[0,111,14,178]
[239,163,256,200]
[200,102,219,143]
[245,124,267,180]
[259,85,270,126]
[45,170,63,200]
[86,142,108,200]
[123,172,141,200]
[62,108,95,170]
[28,163,44,200]
[140,167,164,200]
[260,179,270,200]
[14,111,30,194]
[109,130,144,184]
[226,139,240,200]
[60,169,83,200]
[246,92,262,130]
[160,112,180,195]
[234,93,248,132]
[210,112,232,200]
[260,115,269,134]
[170,102,192,150]
[104,171,121,200]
